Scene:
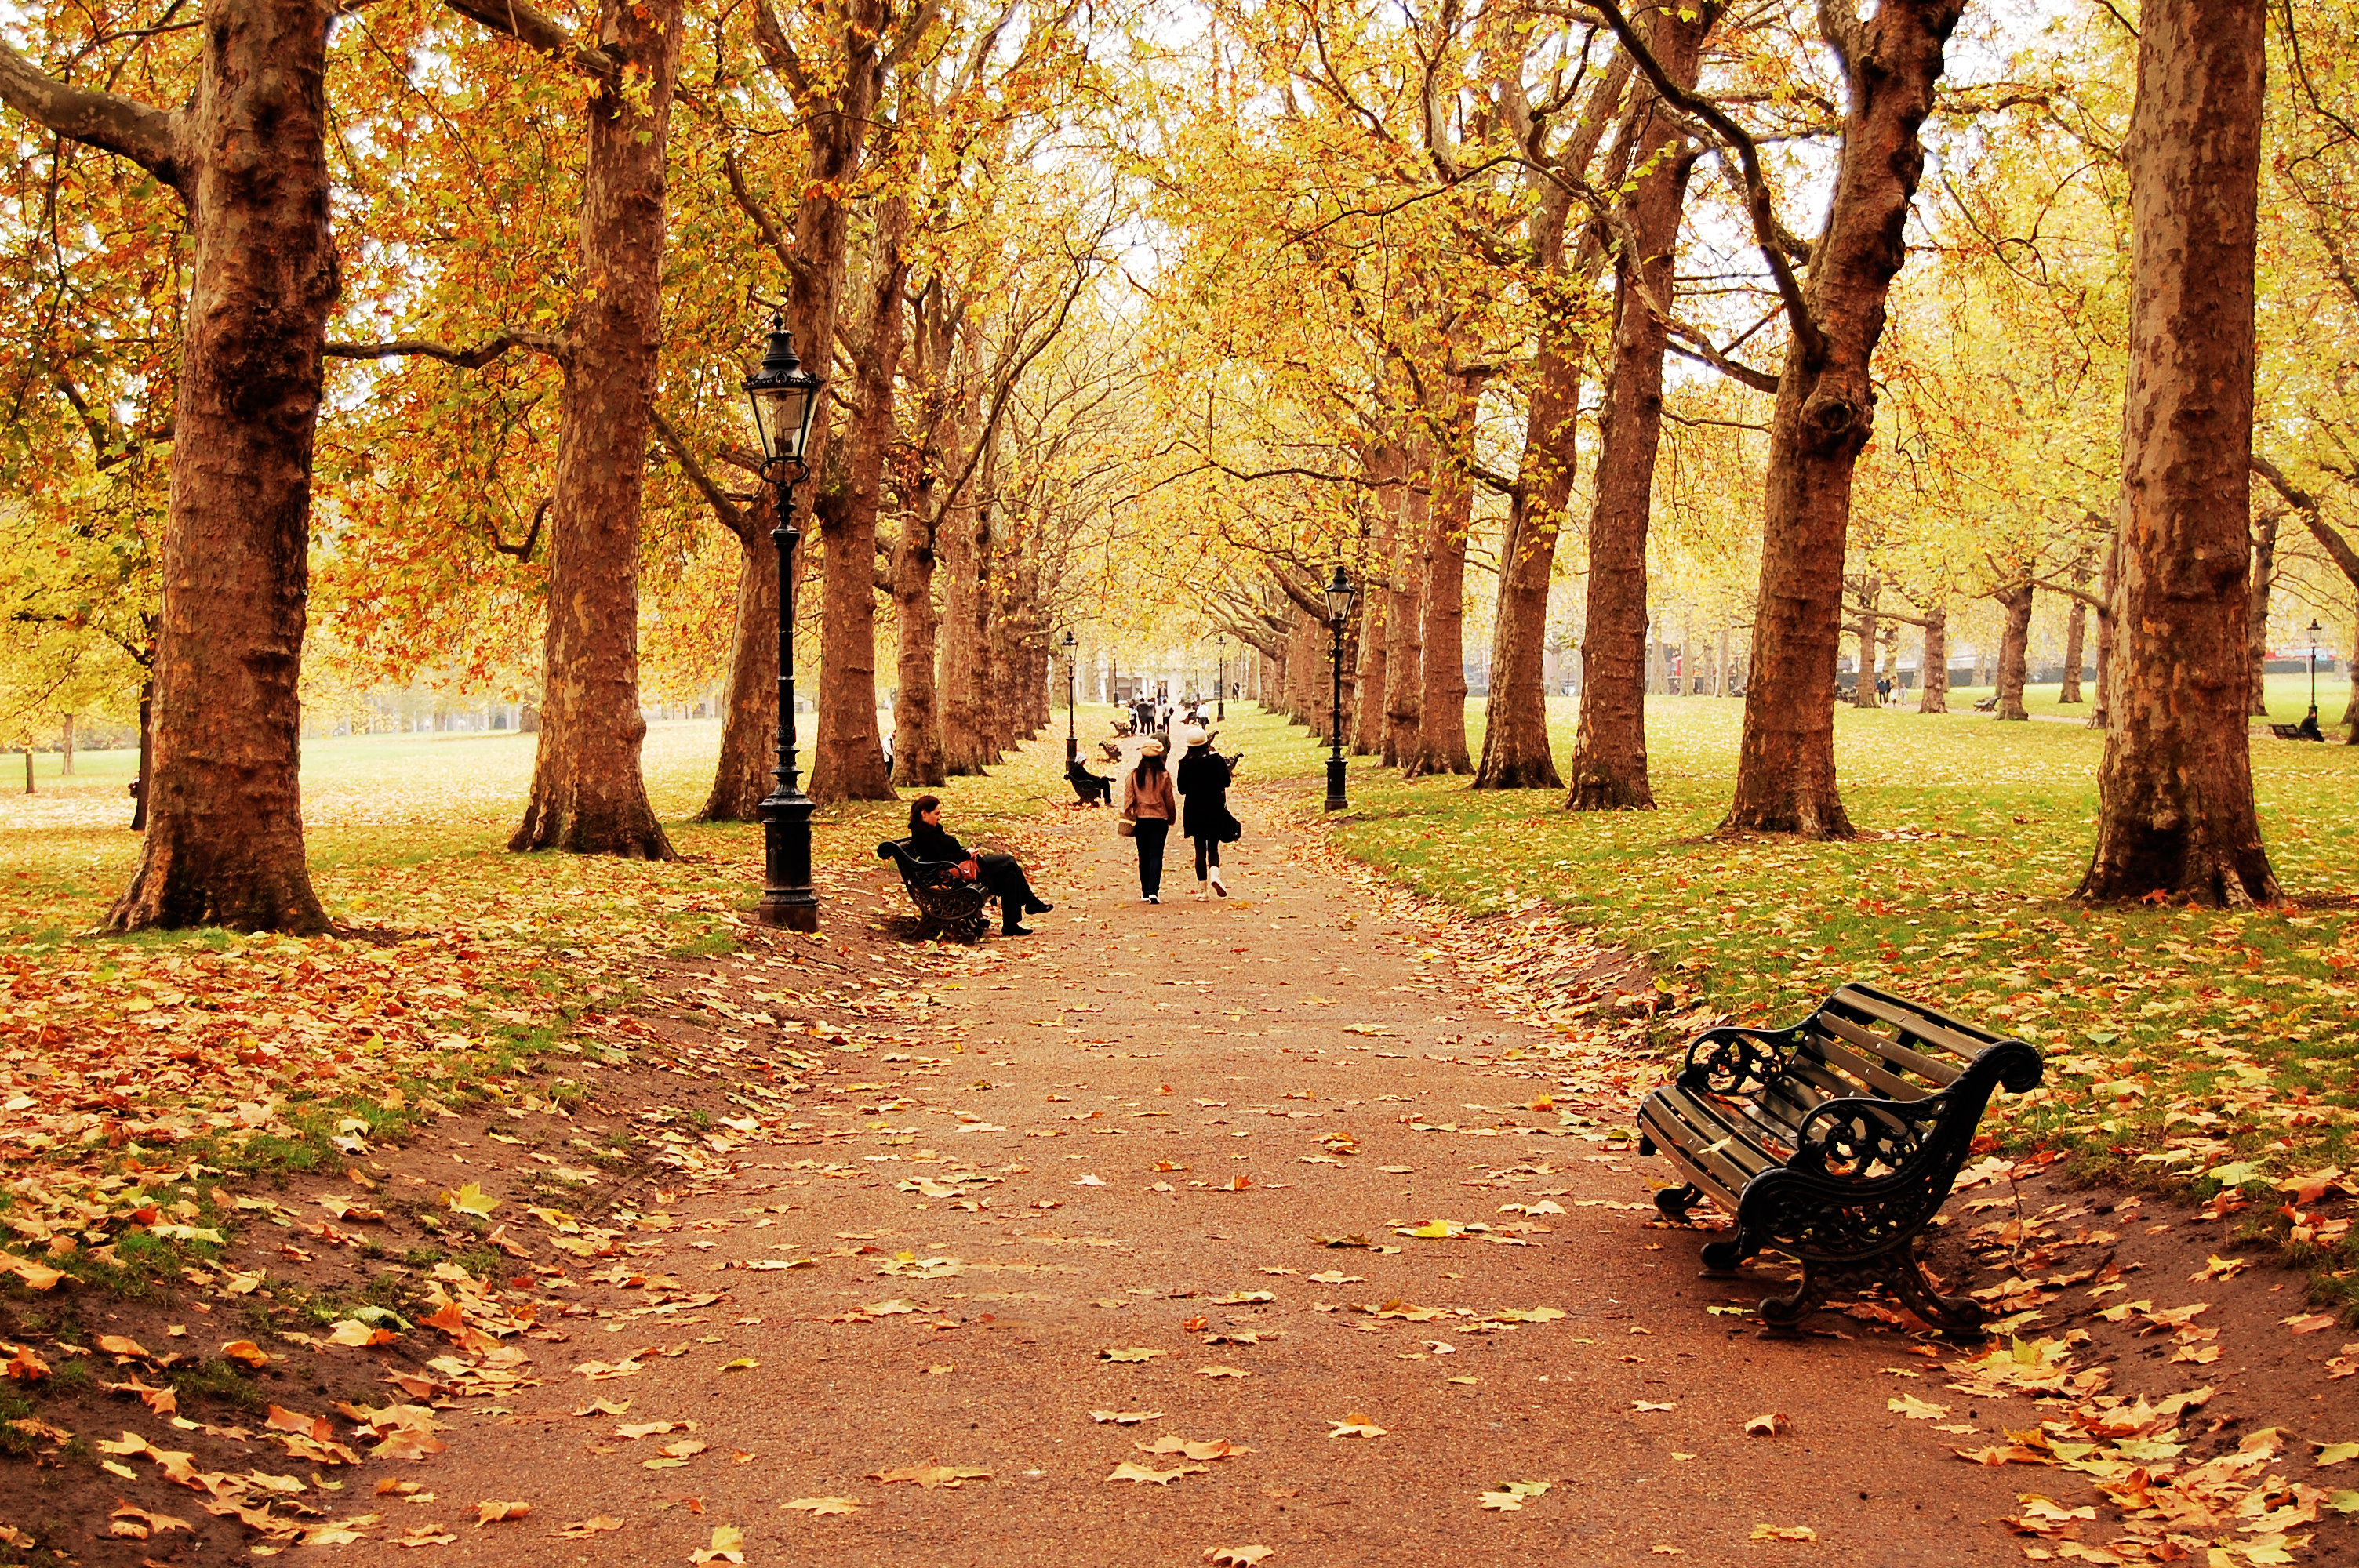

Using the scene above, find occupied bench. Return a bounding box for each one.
[1637,982,2043,1334]
[876,838,993,939]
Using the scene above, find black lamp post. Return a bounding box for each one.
[1323,564,1356,811]
[743,315,825,931]
[1216,634,1227,720]
[2309,619,2324,713]
[1063,630,1079,763]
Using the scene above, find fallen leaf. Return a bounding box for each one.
[1202,1549,1272,1567]
[1328,1413,1387,1439]
[870,1465,991,1488]
[2284,1312,2339,1334]
[1750,1524,1818,1543]
[1746,1413,1790,1437]
[1197,1365,1249,1379]
[220,1340,271,1369]
[1136,1436,1251,1461]
[1107,1460,1204,1484]
[1478,1479,1554,1512]
[1100,1347,1168,1363]
[783,1497,860,1515]
[397,1527,459,1548]
[1888,1395,1950,1420]
[689,1523,745,1564]
[551,1517,625,1539]
[444,1182,500,1217]
[2317,1441,2359,1467]
[475,1501,532,1526]
[1090,1410,1165,1425]
[1633,1401,1675,1413]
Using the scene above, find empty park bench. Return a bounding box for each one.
[1637,982,2044,1334]
[1972,694,1999,712]
[876,838,992,939]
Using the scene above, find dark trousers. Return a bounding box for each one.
[1133,820,1169,896]
[1193,834,1221,879]
[976,853,1037,930]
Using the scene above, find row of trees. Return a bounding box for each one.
[2,0,1145,930]
[1163,0,2358,909]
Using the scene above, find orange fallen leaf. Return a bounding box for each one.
[219,1341,271,1369]
[474,1501,532,1526]
[869,1465,990,1488]
[551,1516,625,1539]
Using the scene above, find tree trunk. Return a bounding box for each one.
[2345,623,2358,743]
[130,679,151,830]
[1404,379,1478,778]
[2077,0,2277,908]
[510,0,681,859]
[1565,10,1713,807]
[2091,524,2121,728]
[1721,0,1964,839]
[20,749,31,795]
[891,503,945,787]
[940,484,990,773]
[1353,444,1403,754]
[701,487,782,822]
[1852,576,1881,708]
[2245,511,2277,716]
[1351,588,1387,753]
[60,713,73,775]
[1474,339,1570,788]
[1994,579,2034,720]
[83,0,341,931]
[2059,569,2089,705]
[1381,445,1427,767]
[809,195,911,805]
[1917,606,1948,713]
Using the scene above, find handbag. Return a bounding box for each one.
[1116,814,1137,838]
[1218,807,1243,845]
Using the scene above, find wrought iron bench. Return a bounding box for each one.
[1972,694,1999,712]
[2268,722,2323,742]
[876,839,992,939]
[1066,759,1114,804]
[1637,982,2043,1334]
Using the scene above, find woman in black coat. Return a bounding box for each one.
[904,795,1051,935]
[1173,726,1238,898]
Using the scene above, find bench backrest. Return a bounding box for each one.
[877,838,960,893]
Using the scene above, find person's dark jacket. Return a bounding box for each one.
[907,820,970,866]
[1176,747,1235,840]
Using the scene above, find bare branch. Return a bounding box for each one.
[441,0,620,79]
[651,407,751,542]
[0,41,185,195]
[324,329,569,368]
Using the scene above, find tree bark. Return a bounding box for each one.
[60,713,73,775]
[1721,0,1964,839]
[2077,0,2277,907]
[2091,524,2121,728]
[1381,443,1428,767]
[510,0,681,859]
[1993,579,2034,720]
[19,0,347,931]
[2059,571,2089,705]
[701,486,782,822]
[1404,379,1479,778]
[2245,511,2277,716]
[1474,340,1571,789]
[1917,606,1948,713]
[809,195,911,804]
[1352,443,1404,754]
[1852,576,1881,708]
[940,445,992,774]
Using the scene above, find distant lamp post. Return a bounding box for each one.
[1323,564,1356,811]
[1216,634,1227,720]
[743,314,825,931]
[1063,630,1080,763]
[2309,619,2324,713]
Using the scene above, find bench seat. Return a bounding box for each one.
[1637,982,2042,1334]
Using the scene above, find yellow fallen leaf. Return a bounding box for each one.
[474,1501,531,1526]
[329,1319,398,1347]
[1328,1413,1387,1439]
[1202,1550,1273,1566]
[1107,1460,1204,1484]
[1745,1412,1790,1436]
[219,1340,271,1369]
[397,1527,458,1548]
[1750,1524,1818,1543]
[690,1523,745,1564]
[783,1497,860,1515]
[1100,1346,1167,1363]
[551,1517,624,1539]
[869,1465,990,1488]
[1888,1395,1950,1420]
[444,1182,500,1217]
[1090,1410,1165,1425]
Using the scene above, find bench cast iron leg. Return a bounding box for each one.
[1757,1243,1986,1337]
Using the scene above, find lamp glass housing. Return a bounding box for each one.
[744,317,824,464]
[1324,564,1357,625]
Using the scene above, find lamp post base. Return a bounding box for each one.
[757,789,820,931]
[1066,735,1078,764]
[1324,753,1349,812]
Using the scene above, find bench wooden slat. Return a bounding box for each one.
[1828,985,1995,1064]
[1643,1087,1779,1197]
[1805,1024,1938,1102]
[1813,1011,1958,1088]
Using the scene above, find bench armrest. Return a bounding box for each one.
[1788,1037,2044,1181]
[1677,1025,1804,1097]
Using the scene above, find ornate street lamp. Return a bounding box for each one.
[743,315,825,931]
[1063,630,1080,763]
[2309,619,2324,713]
[1323,564,1356,811]
[1216,633,1227,720]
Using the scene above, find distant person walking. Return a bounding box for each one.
[1175,724,1238,898]
[1121,738,1177,903]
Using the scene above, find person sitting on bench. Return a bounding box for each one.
[2299,706,2326,741]
[905,795,1052,937]
[1067,757,1114,805]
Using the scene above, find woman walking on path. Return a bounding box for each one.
[1174,724,1237,898]
[1122,739,1177,903]
[905,795,1053,936]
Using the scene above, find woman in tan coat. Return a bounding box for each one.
[1121,739,1177,902]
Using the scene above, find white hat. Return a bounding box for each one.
[1177,725,1209,749]
[1140,738,1166,756]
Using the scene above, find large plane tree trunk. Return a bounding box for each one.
[1720,0,1964,839]
[1381,441,1428,766]
[2077,0,2277,907]
[702,487,782,822]
[1478,343,1574,789]
[1403,379,1478,779]
[1566,5,1712,809]
[809,194,910,804]
[0,0,347,931]
[511,0,682,858]
[2245,511,2277,717]
[1917,606,1948,713]
[1993,579,2034,720]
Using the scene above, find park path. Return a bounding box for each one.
[402,773,2050,1568]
